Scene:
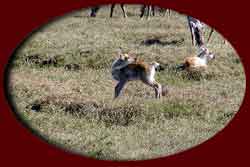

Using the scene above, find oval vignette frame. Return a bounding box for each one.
[0,0,249,166]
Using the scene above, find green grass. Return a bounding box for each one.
[7,5,245,160]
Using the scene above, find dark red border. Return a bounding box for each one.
[1,0,249,166]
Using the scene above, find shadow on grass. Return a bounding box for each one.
[141,37,184,46]
[26,93,210,128]
[65,102,142,127]
[28,98,143,127]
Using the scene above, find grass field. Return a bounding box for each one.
[7,5,246,160]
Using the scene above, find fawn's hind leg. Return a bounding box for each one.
[146,81,162,99]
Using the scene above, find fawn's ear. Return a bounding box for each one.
[118,48,124,59]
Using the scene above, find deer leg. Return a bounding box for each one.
[190,28,195,46]
[153,86,158,98]
[151,6,155,16]
[207,28,214,42]
[194,28,204,47]
[120,4,127,18]
[161,9,166,17]
[146,81,162,99]
[110,4,115,18]
[140,5,146,18]
[200,29,205,46]
[114,80,127,98]
[187,16,195,46]
[146,6,150,20]
[168,9,171,16]
[153,82,162,99]
[90,6,100,17]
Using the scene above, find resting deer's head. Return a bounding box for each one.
[198,46,215,61]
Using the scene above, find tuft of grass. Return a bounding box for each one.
[84,53,114,70]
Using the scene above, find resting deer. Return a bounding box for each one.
[111,53,166,99]
[177,46,215,71]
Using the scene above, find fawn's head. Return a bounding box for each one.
[150,61,161,71]
[119,53,135,63]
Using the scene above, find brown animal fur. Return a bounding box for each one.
[182,56,208,72]
[118,53,151,73]
[185,56,207,68]
[127,57,151,73]
[180,47,215,71]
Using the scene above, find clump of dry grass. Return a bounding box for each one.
[6,5,245,160]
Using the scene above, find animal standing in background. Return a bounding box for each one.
[187,16,225,46]
[177,46,215,71]
[89,4,127,18]
[140,5,155,19]
[110,4,127,18]
[111,53,166,99]
[159,8,171,17]
[139,5,171,19]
